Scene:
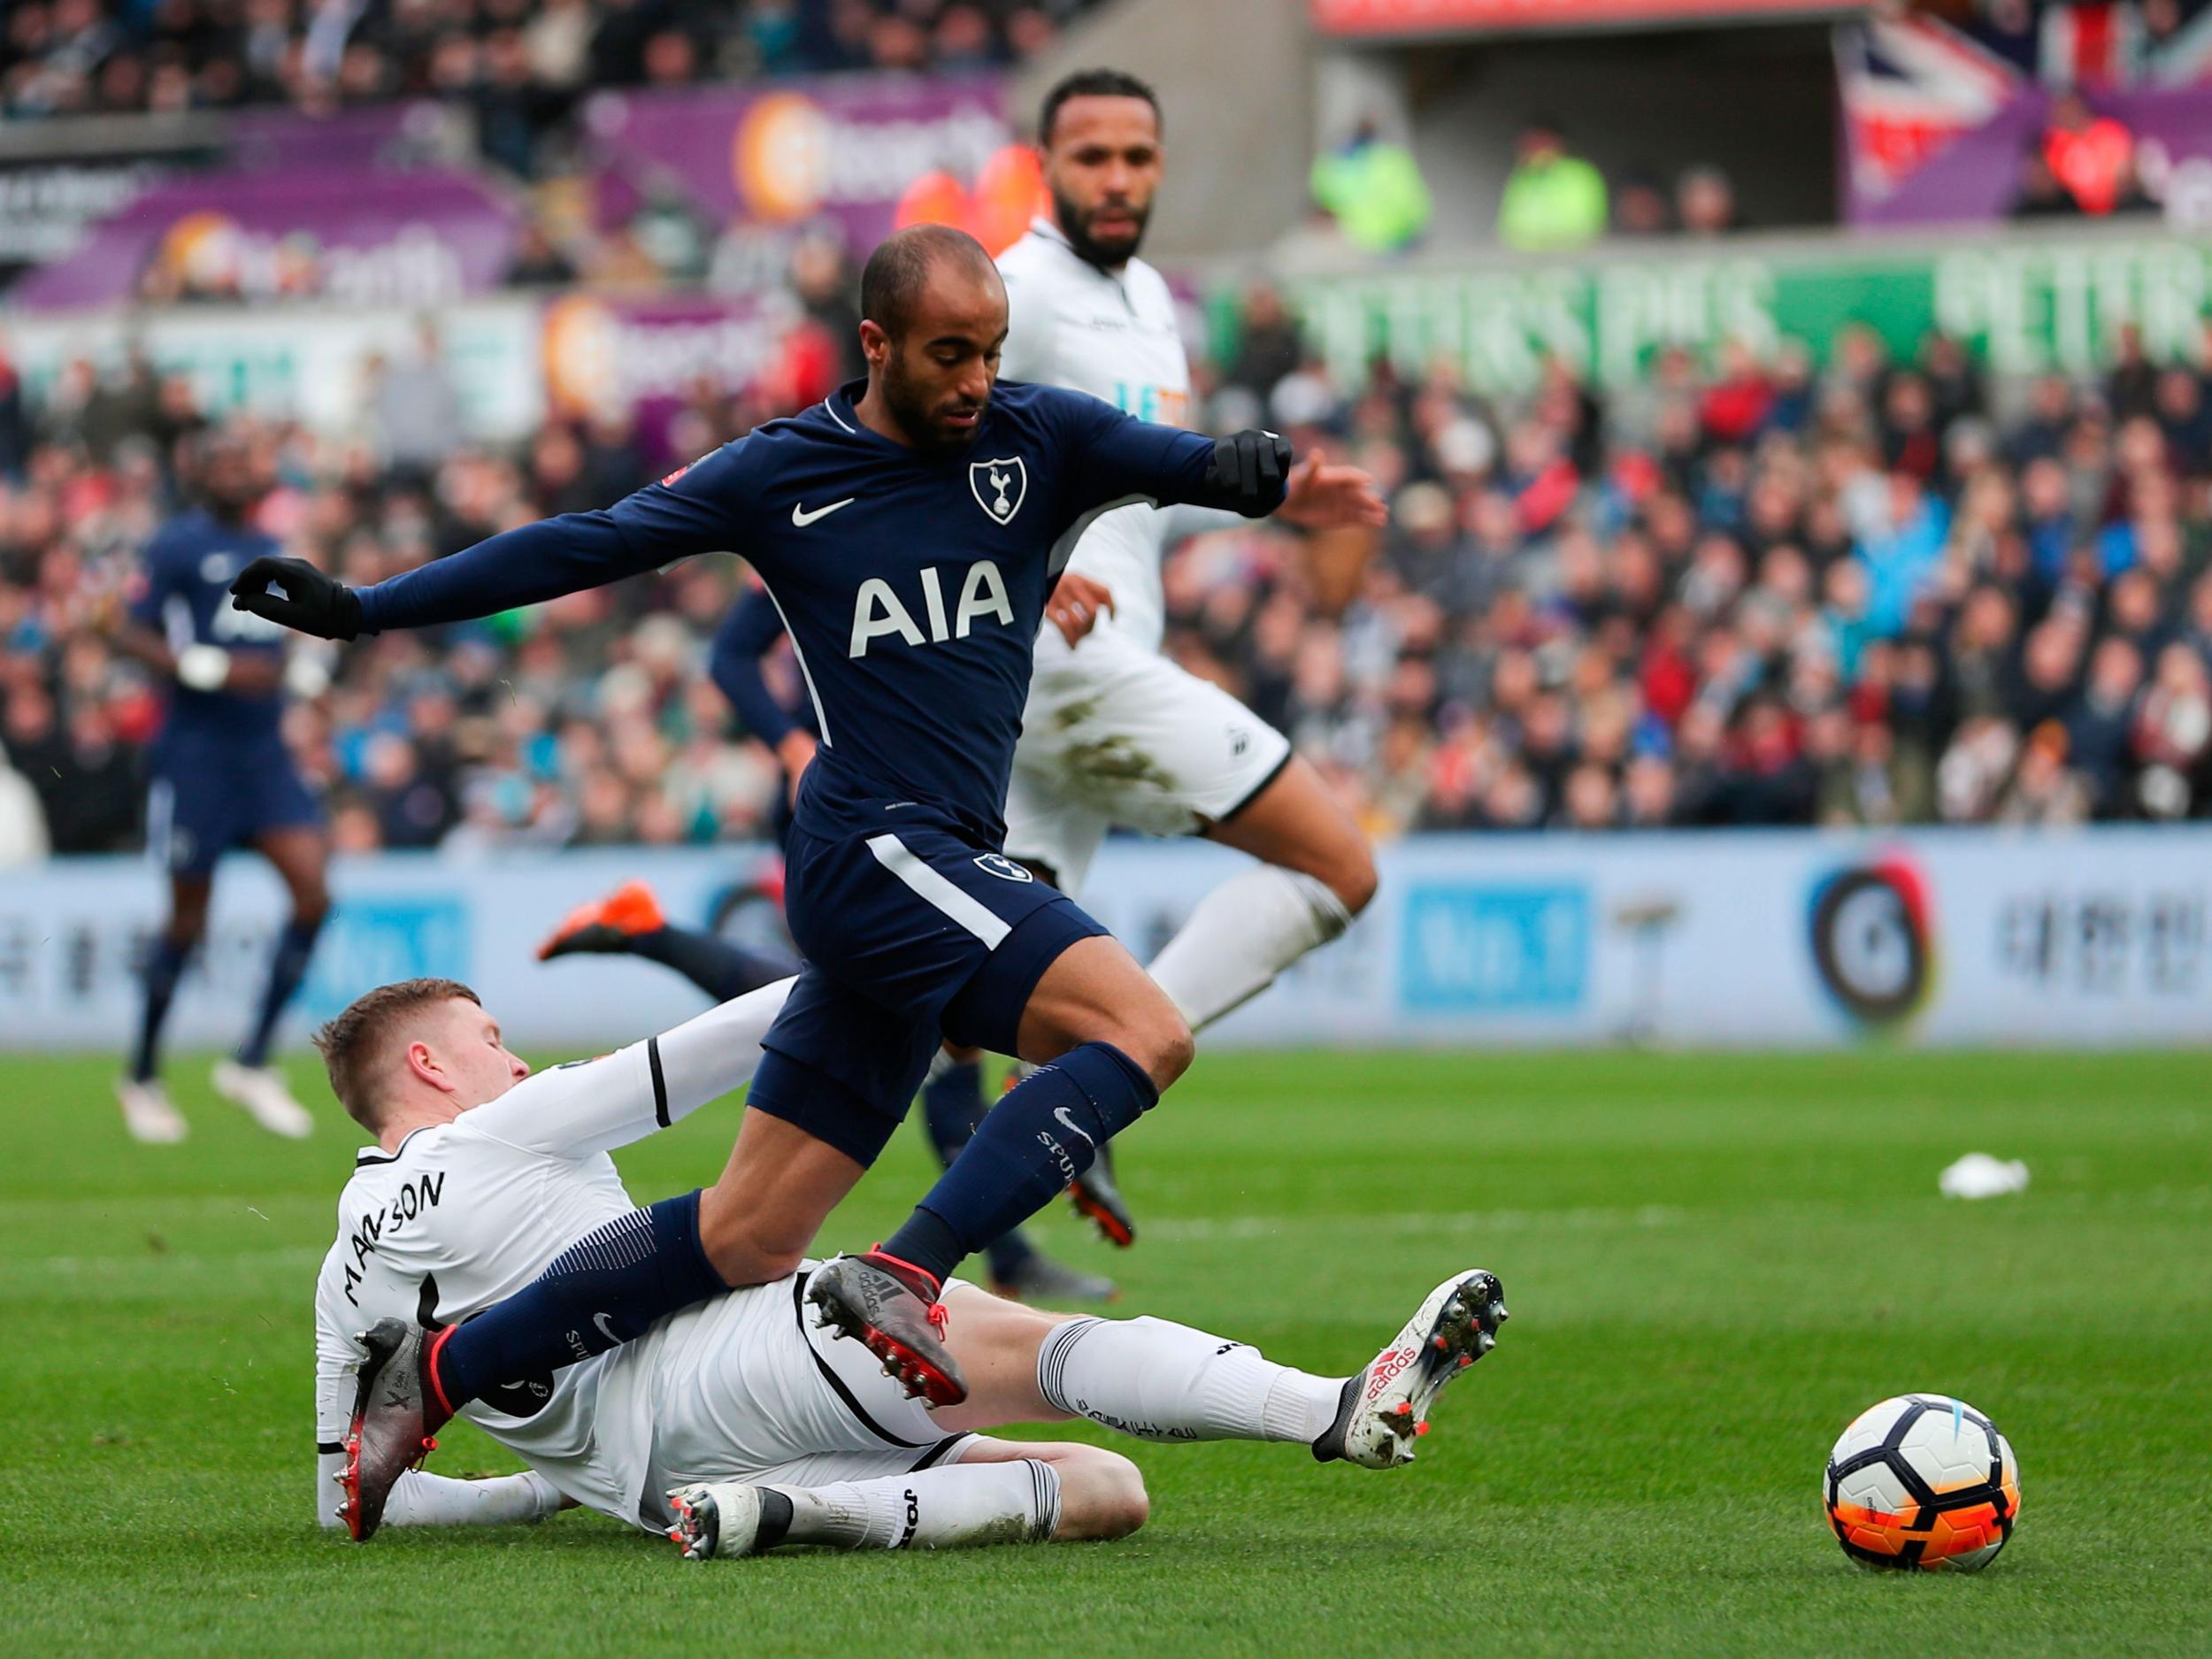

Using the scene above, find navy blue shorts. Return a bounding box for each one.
[148,742,320,878]
[746,819,1107,1167]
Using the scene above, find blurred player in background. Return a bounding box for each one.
[995,68,1383,1051]
[111,430,326,1143]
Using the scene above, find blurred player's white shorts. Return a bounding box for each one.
[636,1264,978,1527]
[1006,627,1292,895]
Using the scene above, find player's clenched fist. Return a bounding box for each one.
[229,556,365,641]
[1203,430,1292,517]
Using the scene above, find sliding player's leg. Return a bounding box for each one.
[668,1439,1141,1558]
[639,1252,1136,1559]
[668,1267,1514,1559]
[929,1271,1509,1468]
[538,879,797,1000]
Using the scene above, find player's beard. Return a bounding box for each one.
[882,350,985,456]
[1052,184,1150,269]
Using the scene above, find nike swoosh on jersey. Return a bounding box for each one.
[791,498,856,526]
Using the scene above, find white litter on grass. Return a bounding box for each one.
[1939,1153,2030,1199]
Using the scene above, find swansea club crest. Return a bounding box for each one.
[969,456,1026,525]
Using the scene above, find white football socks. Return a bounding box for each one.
[1036,1314,1343,1445]
[356,1467,562,1529]
[1145,867,1353,1032]
[769,1460,1061,1550]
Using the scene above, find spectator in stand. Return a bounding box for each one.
[1225,284,1307,411]
[1612,170,1672,237]
[2041,92,2148,215]
[2107,321,2160,421]
[1676,165,1740,237]
[1497,119,1607,254]
[1310,118,1432,255]
[367,321,464,485]
[2012,147,2081,219]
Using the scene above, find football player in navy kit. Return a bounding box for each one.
[112,430,326,1144]
[231,225,1290,1538]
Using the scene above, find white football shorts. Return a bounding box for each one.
[1004,627,1292,895]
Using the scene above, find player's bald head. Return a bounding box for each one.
[860,224,1003,342]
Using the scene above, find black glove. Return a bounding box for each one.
[229,556,365,641]
[1203,429,1291,518]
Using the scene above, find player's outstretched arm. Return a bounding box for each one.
[228,511,664,641]
[465,977,796,1160]
[231,442,764,639]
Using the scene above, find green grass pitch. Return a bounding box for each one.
[2,1046,2207,1657]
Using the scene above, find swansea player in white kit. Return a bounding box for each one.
[311,978,1507,1553]
[997,71,1385,1025]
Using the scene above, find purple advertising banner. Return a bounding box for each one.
[584,74,1010,250]
[12,167,520,311]
[540,291,782,466]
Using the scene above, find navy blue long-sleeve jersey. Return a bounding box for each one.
[130,506,291,751]
[356,380,1263,842]
[710,586,808,748]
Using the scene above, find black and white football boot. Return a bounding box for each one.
[666,1483,795,1561]
[1312,1270,1508,1469]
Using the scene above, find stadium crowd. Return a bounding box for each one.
[4,290,2212,859]
[2,0,1078,119]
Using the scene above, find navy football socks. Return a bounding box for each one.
[881,1043,1157,1285]
[917,1057,1037,1284]
[131,936,190,1083]
[237,915,325,1068]
[427,1188,727,1416]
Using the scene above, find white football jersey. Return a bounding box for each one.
[311,986,787,1527]
[997,217,1197,654]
